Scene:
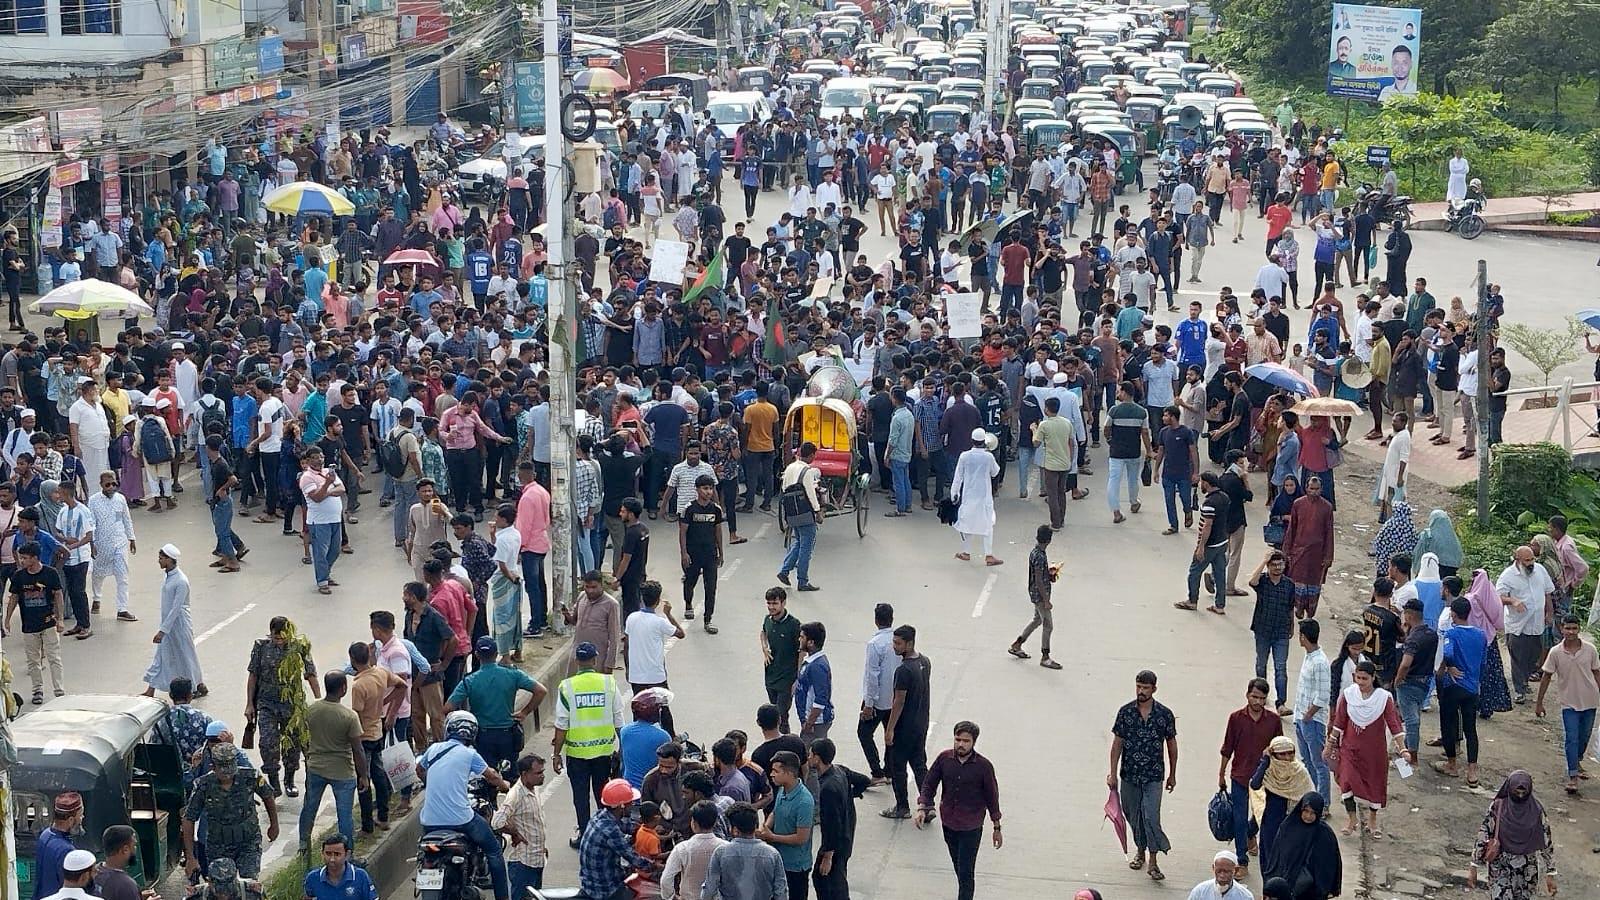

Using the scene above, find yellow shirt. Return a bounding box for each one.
[743,400,778,453]
[1320,161,1341,190]
[101,388,130,438]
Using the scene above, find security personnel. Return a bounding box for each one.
[192,858,263,900]
[445,636,547,771]
[182,744,279,878]
[245,616,320,798]
[550,641,625,847]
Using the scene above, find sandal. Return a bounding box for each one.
[1148,865,1165,881]
[1007,646,1031,660]
[1040,658,1063,670]
[1173,601,1198,610]
[1340,823,1358,837]
[1129,853,1145,871]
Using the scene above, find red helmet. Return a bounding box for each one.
[600,778,640,808]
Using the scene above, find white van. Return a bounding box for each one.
[820,76,873,121]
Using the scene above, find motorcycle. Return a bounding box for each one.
[1445,197,1486,240]
[413,774,504,900]
[1156,163,1180,205]
[1355,182,1413,229]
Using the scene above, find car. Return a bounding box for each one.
[704,91,774,132]
[821,76,873,120]
[458,136,547,197]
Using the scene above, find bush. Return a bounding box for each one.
[1548,211,1595,226]
[1489,443,1572,522]
[1454,511,1531,575]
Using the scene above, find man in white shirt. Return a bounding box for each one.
[1353,305,1376,363]
[939,241,963,289]
[623,582,686,731]
[1377,411,1410,521]
[1252,252,1290,306]
[659,802,726,900]
[1498,544,1556,704]
[1457,340,1480,458]
[250,378,288,519]
[814,171,844,213]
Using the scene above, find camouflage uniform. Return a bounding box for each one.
[195,858,265,900]
[184,747,274,877]
[247,636,316,787]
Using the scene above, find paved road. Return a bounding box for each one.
[20,158,1594,898]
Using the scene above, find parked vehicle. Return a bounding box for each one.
[1355,182,1414,228]
[1445,197,1485,240]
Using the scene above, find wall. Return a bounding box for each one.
[0,0,194,64]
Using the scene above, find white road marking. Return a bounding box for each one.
[971,574,997,618]
[194,603,258,645]
[722,558,743,579]
[752,522,771,541]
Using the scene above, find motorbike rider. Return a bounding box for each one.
[416,711,511,900]
[1463,178,1486,208]
[577,779,654,900]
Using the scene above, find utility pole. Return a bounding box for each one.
[543,0,577,624]
[982,0,1006,129]
[1475,258,1490,526]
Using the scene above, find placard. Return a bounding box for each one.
[648,239,690,287]
[944,291,984,339]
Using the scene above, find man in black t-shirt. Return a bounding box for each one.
[884,624,932,819]
[1362,577,1404,686]
[865,377,895,491]
[615,497,651,617]
[5,540,65,701]
[1179,471,1233,613]
[679,475,724,634]
[723,224,753,273]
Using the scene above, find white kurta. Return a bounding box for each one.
[144,567,202,690]
[950,447,999,536]
[1445,156,1470,203]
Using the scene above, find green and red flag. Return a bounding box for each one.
[762,313,788,367]
[683,249,725,305]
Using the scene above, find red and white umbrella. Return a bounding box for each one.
[384,249,438,266]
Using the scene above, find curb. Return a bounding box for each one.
[275,632,576,898]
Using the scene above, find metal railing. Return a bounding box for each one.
[1500,378,1600,450]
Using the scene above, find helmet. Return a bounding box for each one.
[600,778,641,808]
[630,687,673,724]
[1469,178,1482,188]
[445,710,479,744]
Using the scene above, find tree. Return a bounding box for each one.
[1501,318,1586,386]
[1466,0,1600,119]
[1410,0,1499,95]
[1208,0,1329,77]
[1370,91,1517,168]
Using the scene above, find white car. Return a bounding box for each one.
[703,91,774,131]
[457,136,547,197]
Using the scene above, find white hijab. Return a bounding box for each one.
[1341,682,1391,730]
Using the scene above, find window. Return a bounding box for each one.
[0,0,50,34]
[61,0,121,34]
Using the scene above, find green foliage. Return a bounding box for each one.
[1548,211,1595,226]
[1207,0,1329,77]
[1581,129,1600,186]
[1370,92,1517,164]
[1489,442,1573,522]
[1500,319,1586,384]
[1455,514,1533,576]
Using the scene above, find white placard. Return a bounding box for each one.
[649,239,690,287]
[845,358,874,385]
[945,291,984,339]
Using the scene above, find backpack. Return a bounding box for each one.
[199,398,229,445]
[139,418,173,464]
[603,202,622,230]
[380,431,409,478]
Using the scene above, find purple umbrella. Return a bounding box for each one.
[1244,362,1320,397]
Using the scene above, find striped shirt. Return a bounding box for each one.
[1293,646,1331,725]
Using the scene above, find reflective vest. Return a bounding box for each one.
[560,670,618,759]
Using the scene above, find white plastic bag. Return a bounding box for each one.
[382,735,419,792]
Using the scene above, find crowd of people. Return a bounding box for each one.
[11,1,1598,899]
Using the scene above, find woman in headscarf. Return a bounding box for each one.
[1468,771,1556,900]
[1466,568,1515,717]
[1263,792,1342,900]
[1413,509,1463,578]
[1283,473,1335,618]
[1414,552,1444,636]
[1265,473,1302,549]
[1327,660,1411,837]
[1370,500,1417,580]
[1529,533,1569,625]
[1250,735,1316,864]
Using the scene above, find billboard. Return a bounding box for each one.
[1326,4,1420,101]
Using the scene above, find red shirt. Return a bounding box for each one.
[1220,706,1283,784]
[999,244,1031,286]
[429,579,477,659]
[1265,205,1292,240]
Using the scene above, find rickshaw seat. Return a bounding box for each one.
[813,448,852,477]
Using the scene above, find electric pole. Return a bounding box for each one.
[982,0,1007,128]
[1475,258,1490,526]
[543,0,577,625]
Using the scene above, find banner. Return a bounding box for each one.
[514,62,545,129]
[1326,4,1420,101]
[945,292,984,339]
[101,153,122,228]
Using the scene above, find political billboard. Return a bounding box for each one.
[1326,4,1420,102]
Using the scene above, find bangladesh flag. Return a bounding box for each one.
[762,313,788,367]
[683,249,725,305]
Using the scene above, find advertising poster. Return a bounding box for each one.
[1326,4,1420,102]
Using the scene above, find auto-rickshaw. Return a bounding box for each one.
[1125,97,1165,152]
[1023,118,1073,153]
[902,83,940,108]
[736,66,774,93]
[819,28,852,54]
[1083,123,1142,187]
[1165,40,1193,60]
[780,28,812,60]
[779,391,869,539]
[925,103,968,134]
[12,696,185,896]
[1079,56,1115,84]
[951,56,984,79]
[921,64,953,84]
[787,73,823,100]
[1178,61,1212,88]
[1026,58,1061,81]
[1197,75,1240,99]
[939,90,980,113]
[1020,77,1057,101]
[876,96,924,131]
[883,59,917,82]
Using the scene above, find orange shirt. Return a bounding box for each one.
[743,400,778,453]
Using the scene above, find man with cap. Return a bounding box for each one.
[143,543,203,697]
[32,792,82,900]
[577,779,651,900]
[951,428,1002,566]
[1188,850,1253,900]
[446,636,547,771]
[551,641,625,845]
[39,849,96,900]
[2,407,34,471]
[183,743,280,879]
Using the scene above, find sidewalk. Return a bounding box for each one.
[1409,190,1600,231]
[1338,399,1600,488]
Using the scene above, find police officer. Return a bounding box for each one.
[444,637,547,771]
[551,641,625,847]
[192,859,263,900]
[245,616,320,797]
[182,744,279,879]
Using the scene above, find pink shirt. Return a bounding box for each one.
[429,579,476,658]
[376,634,413,718]
[438,405,501,451]
[516,480,552,554]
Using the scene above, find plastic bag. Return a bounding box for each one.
[382,735,420,792]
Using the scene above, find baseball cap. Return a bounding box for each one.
[474,636,498,654]
[575,641,598,660]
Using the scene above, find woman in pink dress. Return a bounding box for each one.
[1326,660,1414,838]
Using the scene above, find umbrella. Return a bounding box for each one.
[263,180,355,217]
[384,248,438,266]
[29,279,153,320]
[572,67,629,95]
[1244,362,1319,397]
[1289,397,1363,417]
[1577,308,1600,330]
[1103,787,1128,853]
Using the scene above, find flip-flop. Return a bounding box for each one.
[1040,658,1063,670]
[729,537,748,545]
[1207,606,1227,615]
[1173,601,1198,610]
[1008,646,1031,659]
[1128,855,1145,871]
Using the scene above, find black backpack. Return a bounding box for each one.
[380,432,409,478]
